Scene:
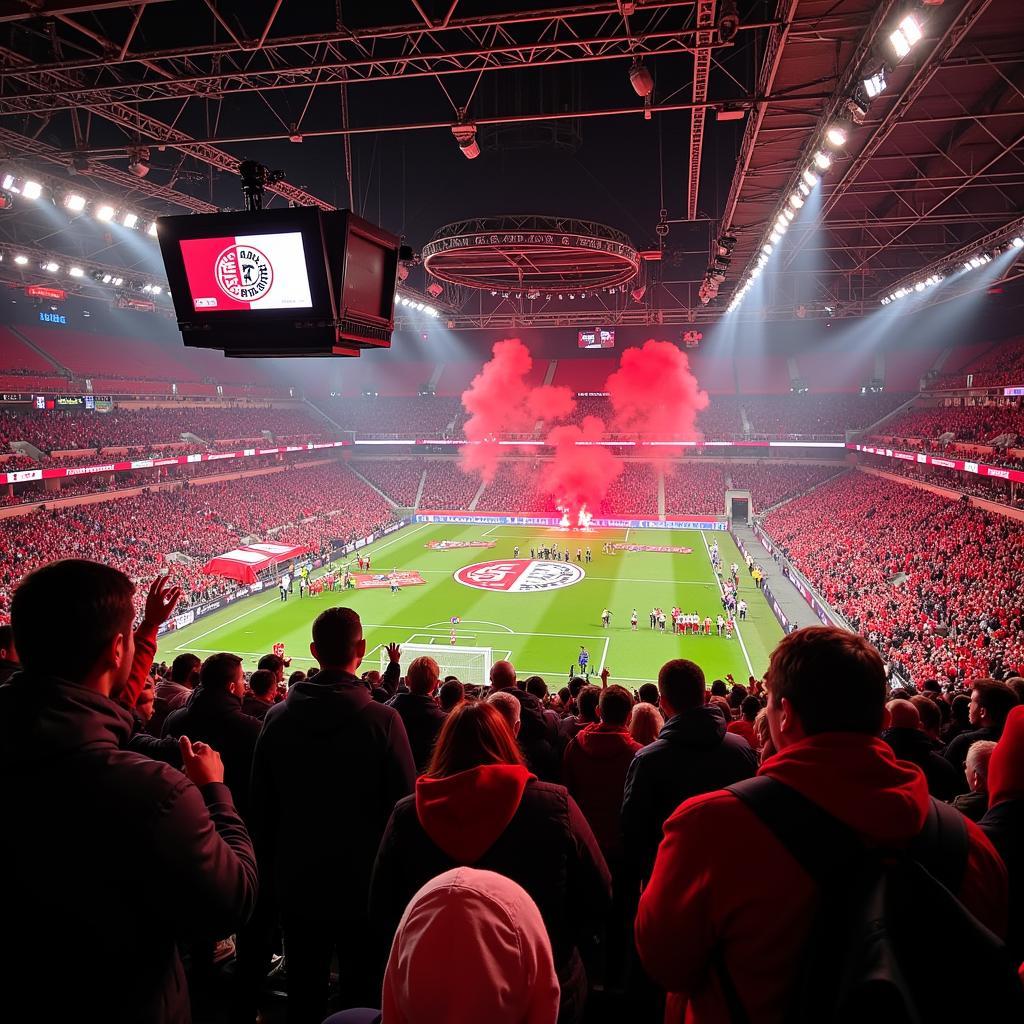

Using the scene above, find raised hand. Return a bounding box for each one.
[141,573,183,630]
[179,737,225,788]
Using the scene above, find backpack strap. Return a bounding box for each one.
[908,797,970,893]
[725,775,866,884]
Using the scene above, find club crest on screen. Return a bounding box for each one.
[216,244,274,302]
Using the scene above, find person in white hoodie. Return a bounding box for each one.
[326,867,560,1024]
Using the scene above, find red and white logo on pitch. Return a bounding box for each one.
[455,559,585,593]
[216,244,274,303]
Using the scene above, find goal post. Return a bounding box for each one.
[381,642,493,688]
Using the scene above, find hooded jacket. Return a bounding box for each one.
[382,868,560,1024]
[621,705,758,880]
[636,734,1008,1024]
[250,667,415,922]
[387,691,447,773]
[370,763,610,1005]
[882,725,958,801]
[163,685,262,818]
[0,672,258,1024]
[563,722,642,861]
[980,705,1024,964]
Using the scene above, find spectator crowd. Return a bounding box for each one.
[2,567,1022,1024]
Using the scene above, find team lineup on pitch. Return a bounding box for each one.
[159,522,783,687]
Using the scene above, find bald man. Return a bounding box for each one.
[489,660,559,780]
[881,697,957,800]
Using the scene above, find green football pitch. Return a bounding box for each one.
[159,523,784,688]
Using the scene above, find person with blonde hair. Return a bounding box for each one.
[387,652,446,774]
[629,701,664,747]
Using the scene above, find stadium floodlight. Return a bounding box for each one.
[44,261,60,272]
[147,222,158,237]
[863,68,887,99]
[1,174,15,191]
[782,207,795,222]
[101,273,112,284]
[122,212,138,229]
[21,180,42,200]
[802,167,819,188]
[889,14,923,59]
[914,281,925,292]
[141,283,153,293]
[769,230,781,244]
[112,277,124,286]
[69,266,84,277]
[64,193,87,212]
[775,219,788,234]
[96,205,115,222]
[789,192,804,210]
[825,124,848,148]
[13,254,27,264]
[1012,237,1024,249]
[813,150,831,171]
[629,58,655,98]
[151,285,162,295]
[798,180,811,197]
[762,242,773,255]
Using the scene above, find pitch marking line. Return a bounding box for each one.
[413,569,719,587]
[700,530,754,677]
[426,619,514,633]
[598,636,610,673]
[171,523,431,651]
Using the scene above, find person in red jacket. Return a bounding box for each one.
[563,683,642,990]
[636,626,1009,1024]
[563,684,642,863]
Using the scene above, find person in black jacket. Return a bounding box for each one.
[242,668,278,721]
[622,658,758,883]
[881,698,957,800]
[150,651,201,738]
[490,659,560,781]
[251,606,415,1023]
[164,652,262,818]
[0,558,257,1024]
[387,652,446,773]
[0,623,19,685]
[371,700,611,1024]
[944,679,1017,792]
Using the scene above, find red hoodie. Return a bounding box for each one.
[416,764,534,863]
[636,733,1008,1024]
[988,704,1024,808]
[563,723,642,861]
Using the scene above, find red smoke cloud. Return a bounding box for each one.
[460,338,575,483]
[540,415,623,517]
[606,339,709,452]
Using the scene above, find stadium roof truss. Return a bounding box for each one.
[0,0,1018,323]
[720,0,1024,319]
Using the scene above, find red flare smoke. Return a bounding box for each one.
[606,339,709,452]
[541,415,623,518]
[460,338,575,483]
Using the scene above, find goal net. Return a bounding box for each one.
[381,642,493,688]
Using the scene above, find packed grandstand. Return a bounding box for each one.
[4,2,1024,1023]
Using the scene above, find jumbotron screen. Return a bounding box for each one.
[179,232,313,312]
[578,327,615,349]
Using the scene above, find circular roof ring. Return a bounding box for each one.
[422,215,641,293]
